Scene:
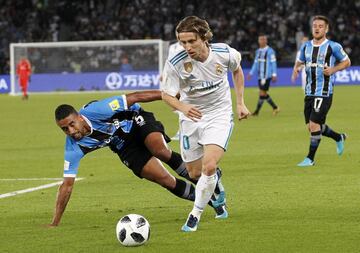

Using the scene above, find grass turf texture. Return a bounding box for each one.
[0,86,359,252]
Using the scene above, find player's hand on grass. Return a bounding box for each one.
[237,104,250,121]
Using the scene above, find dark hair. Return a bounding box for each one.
[312,15,329,25]
[176,16,213,41]
[55,104,78,121]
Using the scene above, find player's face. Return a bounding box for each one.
[258,36,268,48]
[178,32,208,61]
[57,113,89,140]
[312,20,328,40]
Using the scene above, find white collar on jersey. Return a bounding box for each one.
[259,46,269,51]
[311,38,328,47]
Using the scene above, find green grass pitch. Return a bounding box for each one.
[0,86,359,252]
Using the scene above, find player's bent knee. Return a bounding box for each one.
[152,148,172,162]
[202,160,217,175]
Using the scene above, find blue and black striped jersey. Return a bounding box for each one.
[249,46,277,80]
[63,95,141,177]
[297,39,349,97]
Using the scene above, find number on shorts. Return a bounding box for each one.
[182,135,190,150]
[134,115,145,126]
[314,97,323,111]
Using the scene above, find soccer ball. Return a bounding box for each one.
[115,214,150,246]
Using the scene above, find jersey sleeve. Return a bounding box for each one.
[297,43,306,63]
[331,42,349,62]
[161,60,180,97]
[228,46,242,72]
[270,49,277,76]
[80,95,140,120]
[63,137,84,178]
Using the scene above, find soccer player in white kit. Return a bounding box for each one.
[161,16,250,232]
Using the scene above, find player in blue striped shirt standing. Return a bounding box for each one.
[247,34,280,116]
[292,15,351,167]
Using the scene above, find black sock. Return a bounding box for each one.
[168,152,197,184]
[321,124,341,142]
[168,178,195,201]
[266,95,278,109]
[166,151,183,169]
[255,95,266,113]
[307,131,321,161]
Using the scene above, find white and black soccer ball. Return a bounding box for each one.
[115,214,150,246]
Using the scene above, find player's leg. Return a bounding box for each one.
[135,110,196,183]
[253,81,266,115]
[23,80,29,99]
[319,97,346,155]
[298,96,331,166]
[182,145,224,232]
[182,117,232,231]
[140,156,196,201]
[322,124,347,155]
[263,79,279,114]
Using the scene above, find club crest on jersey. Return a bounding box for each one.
[215,64,223,75]
[184,62,193,73]
[108,99,120,111]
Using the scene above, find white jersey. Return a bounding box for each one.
[162,43,241,121]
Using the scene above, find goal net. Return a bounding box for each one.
[10,40,169,95]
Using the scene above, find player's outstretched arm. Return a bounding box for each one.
[125,90,162,107]
[232,66,250,120]
[48,177,75,227]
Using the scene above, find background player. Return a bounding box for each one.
[48,90,225,226]
[247,34,280,116]
[16,57,31,100]
[162,16,250,232]
[292,15,351,167]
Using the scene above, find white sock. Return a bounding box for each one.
[191,173,218,218]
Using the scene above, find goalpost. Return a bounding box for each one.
[9,40,169,95]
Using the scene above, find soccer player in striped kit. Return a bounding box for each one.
[247,34,280,116]
[292,15,351,167]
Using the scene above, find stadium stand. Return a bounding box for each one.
[0,0,359,73]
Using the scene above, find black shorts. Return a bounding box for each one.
[304,95,333,124]
[258,78,271,91]
[109,109,170,178]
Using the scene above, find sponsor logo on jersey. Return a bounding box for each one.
[184,62,193,73]
[108,99,120,111]
[215,64,223,75]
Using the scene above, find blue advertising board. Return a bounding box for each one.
[2,66,360,94]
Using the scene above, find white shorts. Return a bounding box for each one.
[179,114,234,162]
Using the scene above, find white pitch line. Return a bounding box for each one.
[0,178,84,199]
[0,178,64,181]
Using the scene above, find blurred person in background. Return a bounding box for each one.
[247,34,280,116]
[16,57,32,100]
